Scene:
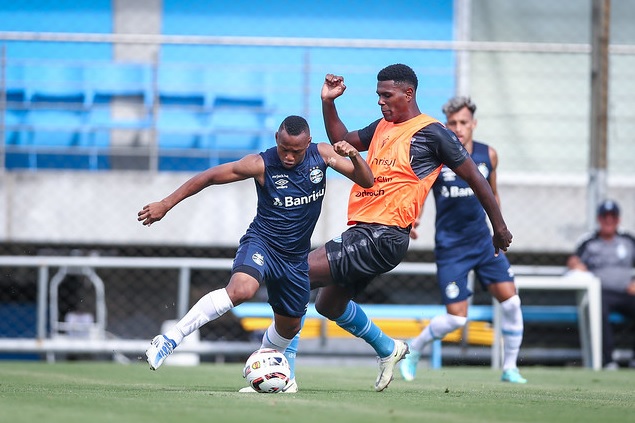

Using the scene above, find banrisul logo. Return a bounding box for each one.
[284,188,325,207]
[309,167,324,184]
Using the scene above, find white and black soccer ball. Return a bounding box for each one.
[242,348,290,393]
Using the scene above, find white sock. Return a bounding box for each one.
[165,288,234,345]
[410,313,467,353]
[500,294,524,370]
[260,322,294,352]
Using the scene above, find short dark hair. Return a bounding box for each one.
[377,64,418,91]
[280,115,309,136]
[442,96,477,117]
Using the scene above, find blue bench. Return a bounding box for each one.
[232,302,627,369]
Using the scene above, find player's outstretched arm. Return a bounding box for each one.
[318,141,373,188]
[137,154,264,226]
[453,158,512,253]
[321,74,365,151]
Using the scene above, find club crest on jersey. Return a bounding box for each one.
[309,167,324,184]
[445,282,460,299]
[477,162,489,179]
[251,252,265,266]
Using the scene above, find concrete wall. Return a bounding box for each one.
[1,171,633,253]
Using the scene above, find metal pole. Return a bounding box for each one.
[0,44,6,172]
[37,265,49,340]
[177,267,191,318]
[149,50,159,172]
[587,0,611,231]
[454,0,472,96]
[303,49,311,120]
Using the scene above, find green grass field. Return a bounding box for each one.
[0,361,633,423]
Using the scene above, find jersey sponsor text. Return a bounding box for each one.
[284,188,325,207]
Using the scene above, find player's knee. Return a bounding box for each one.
[314,300,333,319]
[314,297,343,320]
[500,294,521,312]
[427,313,467,339]
[225,282,258,304]
[446,314,468,331]
[274,322,301,339]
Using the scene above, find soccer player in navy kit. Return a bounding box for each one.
[400,96,527,384]
[139,115,373,391]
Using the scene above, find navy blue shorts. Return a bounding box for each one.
[325,223,410,295]
[435,236,514,304]
[233,235,310,318]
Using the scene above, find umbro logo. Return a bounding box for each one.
[275,179,289,189]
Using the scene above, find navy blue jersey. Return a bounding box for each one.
[242,143,327,260]
[433,141,492,249]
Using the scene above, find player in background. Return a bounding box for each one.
[274,65,512,393]
[139,115,373,393]
[399,96,526,384]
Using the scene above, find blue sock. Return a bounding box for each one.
[335,301,394,358]
[284,314,304,380]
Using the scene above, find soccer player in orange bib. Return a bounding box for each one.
[283,64,513,392]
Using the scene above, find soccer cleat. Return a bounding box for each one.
[146,335,176,370]
[238,378,298,393]
[501,368,527,384]
[399,342,420,381]
[282,378,298,393]
[375,339,409,392]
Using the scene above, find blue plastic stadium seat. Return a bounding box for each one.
[209,68,266,103]
[3,63,27,102]
[24,109,86,147]
[157,64,213,109]
[205,96,273,165]
[3,109,26,145]
[157,107,210,171]
[20,109,91,170]
[84,62,154,109]
[158,108,209,148]
[3,109,29,169]
[23,63,86,106]
[85,106,152,148]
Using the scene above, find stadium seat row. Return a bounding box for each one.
[3,61,265,109]
[2,62,274,171]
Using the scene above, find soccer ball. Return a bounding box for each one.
[242,348,290,393]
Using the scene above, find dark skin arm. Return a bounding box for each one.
[137,154,263,226]
[453,158,513,253]
[321,141,373,188]
[321,74,366,151]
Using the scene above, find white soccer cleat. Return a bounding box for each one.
[282,378,298,393]
[239,378,298,393]
[375,340,409,391]
[145,335,176,370]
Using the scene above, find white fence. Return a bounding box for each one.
[0,255,570,364]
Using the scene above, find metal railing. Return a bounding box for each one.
[0,255,567,362]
